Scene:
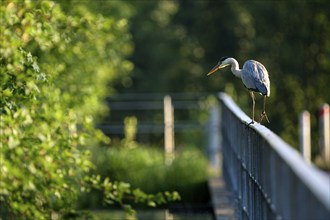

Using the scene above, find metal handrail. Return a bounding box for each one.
[218,92,330,220]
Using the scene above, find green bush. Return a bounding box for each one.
[1,1,179,219]
[81,145,209,208]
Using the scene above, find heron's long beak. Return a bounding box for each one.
[207,63,227,76]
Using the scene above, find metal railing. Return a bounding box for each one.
[99,93,208,136]
[218,93,330,220]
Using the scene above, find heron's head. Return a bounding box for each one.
[207,56,231,76]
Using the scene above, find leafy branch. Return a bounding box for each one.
[85,175,180,217]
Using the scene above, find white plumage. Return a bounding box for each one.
[207,57,270,124]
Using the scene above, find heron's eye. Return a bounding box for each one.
[220,56,230,62]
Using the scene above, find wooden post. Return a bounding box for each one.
[164,95,174,165]
[299,111,311,163]
[208,105,220,174]
[319,104,330,162]
[165,209,173,220]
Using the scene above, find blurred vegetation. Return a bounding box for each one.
[0,0,178,219]
[1,0,329,219]
[79,145,208,209]
[118,0,329,155]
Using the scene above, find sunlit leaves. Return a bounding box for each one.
[0,0,136,218]
[1,0,180,218]
[173,0,329,148]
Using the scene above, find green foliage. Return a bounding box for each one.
[0,0,176,219]
[1,1,94,218]
[120,1,329,151]
[122,116,138,148]
[85,145,208,207]
[2,0,328,218]
[81,174,180,218]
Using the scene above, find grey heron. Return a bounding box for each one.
[207,56,270,124]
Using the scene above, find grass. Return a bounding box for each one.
[78,145,210,209]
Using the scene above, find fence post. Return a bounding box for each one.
[319,104,330,162]
[164,95,175,165]
[208,104,221,173]
[299,111,311,163]
[219,93,330,219]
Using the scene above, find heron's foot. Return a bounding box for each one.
[248,120,255,125]
[258,111,270,124]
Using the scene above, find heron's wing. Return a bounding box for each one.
[243,60,270,96]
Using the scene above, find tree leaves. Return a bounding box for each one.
[0,0,160,219]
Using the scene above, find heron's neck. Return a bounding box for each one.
[228,58,242,78]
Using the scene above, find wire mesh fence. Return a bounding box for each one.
[218,92,330,220]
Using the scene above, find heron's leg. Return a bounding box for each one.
[263,96,270,122]
[248,91,255,125]
[258,96,270,123]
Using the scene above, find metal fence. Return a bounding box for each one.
[99,93,209,146]
[218,93,330,220]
